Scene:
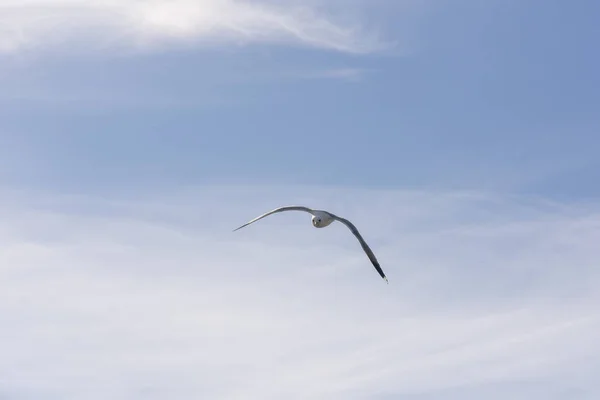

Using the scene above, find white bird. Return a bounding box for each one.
[233,206,388,283]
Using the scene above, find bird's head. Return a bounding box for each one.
[311,215,323,228]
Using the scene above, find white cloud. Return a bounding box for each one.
[0,185,599,399]
[0,0,390,54]
[289,67,372,82]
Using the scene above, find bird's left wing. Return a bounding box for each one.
[332,215,388,283]
[233,206,315,232]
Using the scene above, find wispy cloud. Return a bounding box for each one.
[1,186,599,399]
[0,0,391,55]
[290,67,372,82]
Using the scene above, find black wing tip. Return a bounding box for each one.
[233,222,251,232]
[371,261,388,283]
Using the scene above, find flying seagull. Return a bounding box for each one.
[233,206,388,283]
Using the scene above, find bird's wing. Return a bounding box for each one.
[233,206,315,232]
[332,215,388,283]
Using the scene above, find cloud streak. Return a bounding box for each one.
[0,185,599,399]
[288,67,372,82]
[0,0,390,55]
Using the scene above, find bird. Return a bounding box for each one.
[233,205,388,283]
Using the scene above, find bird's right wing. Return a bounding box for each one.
[233,206,314,231]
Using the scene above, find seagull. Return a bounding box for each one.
[233,206,388,283]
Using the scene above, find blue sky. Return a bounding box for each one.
[1,1,599,399]
[1,0,598,198]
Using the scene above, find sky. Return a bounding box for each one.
[0,0,599,399]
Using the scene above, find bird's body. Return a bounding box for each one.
[233,206,388,283]
[310,210,335,228]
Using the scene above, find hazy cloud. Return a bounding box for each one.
[0,0,391,54]
[288,67,372,82]
[0,186,598,399]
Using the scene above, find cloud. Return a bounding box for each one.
[0,0,390,55]
[289,67,372,82]
[0,185,599,399]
